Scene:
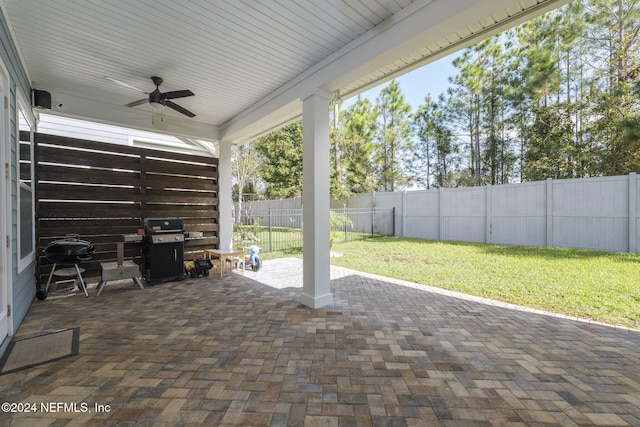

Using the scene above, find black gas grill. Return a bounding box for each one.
[143,218,186,283]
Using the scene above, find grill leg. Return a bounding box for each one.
[96,280,105,297]
[74,263,89,298]
[45,263,57,293]
[133,276,144,289]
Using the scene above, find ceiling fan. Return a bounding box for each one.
[108,76,196,118]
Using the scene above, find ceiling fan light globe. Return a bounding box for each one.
[149,101,165,110]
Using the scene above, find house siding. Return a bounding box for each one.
[1,6,34,349]
[0,9,29,92]
[10,81,35,332]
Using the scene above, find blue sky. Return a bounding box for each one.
[342,51,461,111]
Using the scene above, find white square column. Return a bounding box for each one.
[218,141,233,250]
[301,89,333,309]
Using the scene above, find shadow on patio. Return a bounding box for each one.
[1,258,639,426]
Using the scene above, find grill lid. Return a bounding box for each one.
[144,218,184,234]
[44,234,94,264]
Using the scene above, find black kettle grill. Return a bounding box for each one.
[43,234,95,264]
[37,234,94,300]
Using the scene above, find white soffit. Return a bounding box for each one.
[1,0,569,142]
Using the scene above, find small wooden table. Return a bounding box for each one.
[204,248,245,278]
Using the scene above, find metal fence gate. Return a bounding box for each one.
[233,207,395,252]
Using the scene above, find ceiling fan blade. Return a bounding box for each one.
[162,90,194,100]
[105,76,148,94]
[125,98,148,108]
[166,100,196,118]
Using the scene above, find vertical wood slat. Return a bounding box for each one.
[33,131,219,286]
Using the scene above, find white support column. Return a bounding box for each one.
[301,89,333,309]
[218,141,233,250]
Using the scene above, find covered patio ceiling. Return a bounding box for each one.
[1,0,569,144]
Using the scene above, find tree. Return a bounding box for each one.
[374,80,413,191]
[252,122,304,199]
[411,94,459,188]
[584,0,640,175]
[329,100,352,201]
[232,142,262,224]
[448,36,517,185]
[340,96,379,194]
[450,45,487,184]
[515,11,580,181]
[479,38,516,184]
[410,96,436,189]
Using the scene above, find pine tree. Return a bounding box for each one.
[374,80,413,192]
[412,94,458,188]
[585,0,640,174]
[341,96,379,194]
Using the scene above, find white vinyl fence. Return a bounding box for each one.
[240,173,640,253]
[333,173,640,253]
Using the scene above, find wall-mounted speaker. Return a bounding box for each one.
[31,89,51,109]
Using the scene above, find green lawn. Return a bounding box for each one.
[263,236,640,329]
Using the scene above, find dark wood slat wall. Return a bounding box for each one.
[31,132,219,285]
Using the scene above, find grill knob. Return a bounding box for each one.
[175,235,180,241]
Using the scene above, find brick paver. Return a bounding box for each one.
[0,257,638,426]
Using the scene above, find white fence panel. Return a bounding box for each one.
[343,193,373,209]
[374,192,402,236]
[236,198,302,218]
[490,182,547,246]
[404,190,439,239]
[552,176,629,251]
[442,187,486,243]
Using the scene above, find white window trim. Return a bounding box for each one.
[16,95,35,274]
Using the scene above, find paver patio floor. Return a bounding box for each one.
[0,257,639,426]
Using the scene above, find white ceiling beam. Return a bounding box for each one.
[42,91,220,142]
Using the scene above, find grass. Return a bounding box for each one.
[263,236,640,329]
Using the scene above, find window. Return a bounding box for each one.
[17,106,34,271]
